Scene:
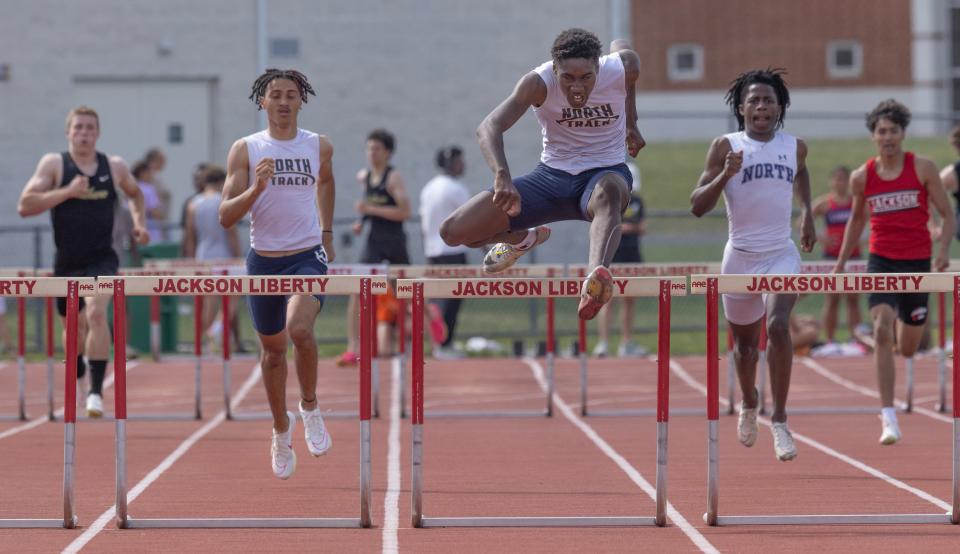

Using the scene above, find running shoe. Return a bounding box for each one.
[617,341,648,358]
[879,413,902,445]
[737,388,759,447]
[336,351,359,367]
[770,422,798,461]
[271,411,297,479]
[86,392,104,418]
[299,401,332,457]
[592,340,609,358]
[483,226,551,275]
[577,266,613,320]
[427,303,448,345]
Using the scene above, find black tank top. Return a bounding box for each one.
[364,166,405,239]
[954,161,960,241]
[52,152,117,269]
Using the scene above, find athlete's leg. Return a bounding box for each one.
[897,321,926,358]
[844,293,862,337]
[286,295,322,410]
[620,297,635,346]
[730,319,763,408]
[584,174,631,268]
[258,329,291,432]
[765,293,798,423]
[84,295,112,396]
[441,191,525,248]
[871,304,898,408]
[821,294,839,342]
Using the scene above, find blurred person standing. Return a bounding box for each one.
[143,148,171,240]
[184,165,242,352]
[133,161,164,242]
[180,162,209,255]
[593,161,646,357]
[18,105,149,417]
[420,145,471,358]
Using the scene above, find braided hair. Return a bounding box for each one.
[249,69,316,110]
[724,68,790,131]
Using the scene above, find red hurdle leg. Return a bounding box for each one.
[706,278,720,526]
[113,280,129,527]
[579,317,588,416]
[952,278,959,524]
[655,279,671,526]
[63,281,80,529]
[411,282,425,527]
[545,297,555,416]
[149,296,160,361]
[17,297,26,420]
[359,278,373,528]
[938,292,948,413]
[46,297,55,420]
[194,296,203,420]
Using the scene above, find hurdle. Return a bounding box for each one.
[0,277,88,529]
[694,272,958,526]
[0,268,40,421]
[570,263,716,417]
[223,262,387,421]
[111,275,383,529]
[394,264,563,419]
[400,275,684,528]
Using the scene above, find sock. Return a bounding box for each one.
[881,406,897,422]
[76,355,87,380]
[89,360,107,396]
[514,228,538,251]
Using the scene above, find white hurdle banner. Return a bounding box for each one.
[692,273,959,526]
[398,276,685,528]
[110,275,381,529]
[393,265,565,419]
[0,277,89,529]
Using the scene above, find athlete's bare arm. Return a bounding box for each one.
[833,165,869,272]
[690,136,740,217]
[110,156,149,245]
[17,153,89,217]
[939,163,958,193]
[811,193,831,218]
[183,201,198,257]
[612,42,645,156]
[795,140,815,252]
[317,136,336,263]
[917,156,955,271]
[356,170,411,222]
[219,139,269,229]
[476,72,547,217]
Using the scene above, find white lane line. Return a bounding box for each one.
[524,359,718,554]
[799,357,952,423]
[381,357,402,554]
[0,362,140,441]
[62,364,262,554]
[669,359,952,512]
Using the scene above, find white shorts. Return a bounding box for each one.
[721,240,801,326]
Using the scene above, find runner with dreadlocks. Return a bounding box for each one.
[220,68,335,479]
[690,68,815,462]
[439,28,644,320]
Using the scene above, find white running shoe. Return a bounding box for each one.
[271,411,297,479]
[299,402,332,457]
[879,413,902,445]
[482,226,551,275]
[770,422,798,461]
[737,390,759,447]
[617,341,648,358]
[86,393,104,418]
[592,340,608,358]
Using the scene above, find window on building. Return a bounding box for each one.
[270,38,300,59]
[827,40,863,79]
[667,43,703,82]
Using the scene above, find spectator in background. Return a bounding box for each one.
[421,145,471,358]
[0,299,10,357]
[112,184,138,266]
[339,130,413,364]
[184,165,243,352]
[593,161,646,357]
[144,148,171,240]
[180,162,209,254]
[132,161,163,243]
[810,166,866,355]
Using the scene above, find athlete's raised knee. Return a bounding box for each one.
[439,216,464,246]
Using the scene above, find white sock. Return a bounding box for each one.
[881,406,897,422]
[514,228,538,251]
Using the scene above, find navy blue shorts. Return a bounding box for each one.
[246,245,328,335]
[504,162,632,231]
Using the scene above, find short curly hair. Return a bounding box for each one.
[866,99,911,132]
[551,28,603,65]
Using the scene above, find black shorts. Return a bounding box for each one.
[54,250,119,317]
[360,234,410,265]
[867,253,931,326]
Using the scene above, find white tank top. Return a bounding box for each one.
[722,131,798,253]
[245,129,323,252]
[533,53,627,175]
[191,193,233,260]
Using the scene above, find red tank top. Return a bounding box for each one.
[865,152,930,260]
[823,196,858,258]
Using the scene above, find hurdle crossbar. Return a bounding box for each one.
[0,278,86,529]
[395,265,564,419]
[404,276,682,528]
[569,263,708,417]
[113,275,377,529]
[693,273,959,526]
